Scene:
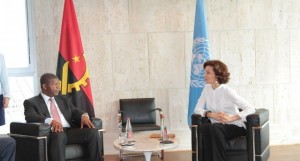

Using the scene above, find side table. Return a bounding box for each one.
[113,134,179,161]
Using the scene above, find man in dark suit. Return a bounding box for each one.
[24,73,101,161]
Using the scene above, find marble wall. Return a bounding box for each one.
[32,0,300,154]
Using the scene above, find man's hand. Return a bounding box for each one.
[50,120,64,132]
[81,115,95,129]
[3,97,9,108]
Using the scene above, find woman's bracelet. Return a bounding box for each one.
[204,111,211,118]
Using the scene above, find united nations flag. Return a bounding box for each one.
[188,0,211,126]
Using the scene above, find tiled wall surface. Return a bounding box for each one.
[33,0,300,154]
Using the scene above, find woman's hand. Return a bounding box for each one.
[208,112,226,123]
[208,112,241,124]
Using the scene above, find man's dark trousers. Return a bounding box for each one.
[49,128,101,161]
[0,135,16,161]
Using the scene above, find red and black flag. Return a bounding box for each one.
[56,0,95,117]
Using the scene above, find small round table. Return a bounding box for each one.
[113,134,179,161]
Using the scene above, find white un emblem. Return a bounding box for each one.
[190,37,210,88]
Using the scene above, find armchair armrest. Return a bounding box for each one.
[10,122,51,137]
[192,108,269,126]
[9,120,104,161]
[246,108,269,127]
[246,108,270,161]
[10,118,102,136]
[191,113,211,126]
[90,117,102,130]
[71,117,103,130]
[191,113,210,161]
[9,122,50,161]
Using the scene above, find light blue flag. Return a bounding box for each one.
[188,0,211,126]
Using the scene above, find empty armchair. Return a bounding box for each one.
[119,98,161,132]
[191,108,270,161]
[9,118,104,161]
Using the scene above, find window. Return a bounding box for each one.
[0,0,35,133]
[0,0,35,74]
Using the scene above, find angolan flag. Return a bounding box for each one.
[56,0,95,117]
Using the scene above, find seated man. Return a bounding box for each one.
[0,135,16,161]
[24,73,101,161]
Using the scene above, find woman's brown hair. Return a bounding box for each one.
[203,60,230,84]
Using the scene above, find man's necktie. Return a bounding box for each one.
[49,97,62,124]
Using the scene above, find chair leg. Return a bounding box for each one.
[160,150,164,160]
[191,125,198,161]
